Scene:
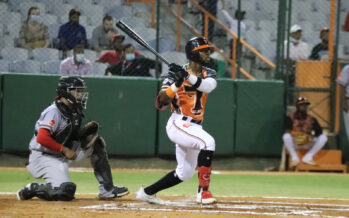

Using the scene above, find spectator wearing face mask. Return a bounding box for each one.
[60,45,92,75]
[58,8,87,53]
[19,6,50,49]
[105,43,161,77]
[97,34,141,66]
[309,27,329,60]
[92,14,117,52]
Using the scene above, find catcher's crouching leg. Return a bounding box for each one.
[90,136,129,199]
[34,182,76,201]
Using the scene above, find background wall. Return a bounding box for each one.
[0,74,285,157]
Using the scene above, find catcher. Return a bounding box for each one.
[17,76,129,201]
[283,97,328,167]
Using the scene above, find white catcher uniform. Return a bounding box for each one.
[27,102,91,188]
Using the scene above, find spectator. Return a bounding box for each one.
[97,34,141,66]
[336,65,349,139]
[283,97,328,167]
[309,27,329,60]
[19,6,50,50]
[284,24,310,61]
[92,15,117,52]
[58,9,87,54]
[284,25,310,104]
[199,0,224,42]
[105,44,160,77]
[344,11,349,31]
[60,45,92,75]
[221,4,246,58]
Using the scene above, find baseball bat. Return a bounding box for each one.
[116,20,170,65]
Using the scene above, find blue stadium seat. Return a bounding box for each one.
[41,60,61,74]
[1,47,29,61]
[13,60,41,73]
[32,48,59,61]
[0,60,11,72]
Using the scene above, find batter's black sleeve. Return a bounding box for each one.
[285,116,293,131]
[312,118,323,137]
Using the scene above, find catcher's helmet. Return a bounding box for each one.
[185,37,213,63]
[56,76,88,109]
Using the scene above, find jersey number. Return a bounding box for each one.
[191,91,203,116]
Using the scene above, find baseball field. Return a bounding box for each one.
[1,167,349,217]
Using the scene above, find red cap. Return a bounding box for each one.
[112,33,125,41]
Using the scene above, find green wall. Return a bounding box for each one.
[0,74,285,157]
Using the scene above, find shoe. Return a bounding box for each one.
[303,160,317,165]
[196,189,216,204]
[290,160,300,168]
[135,187,163,204]
[98,185,129,199]
[17,183,39,200]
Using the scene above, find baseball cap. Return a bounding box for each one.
[290,24,302,33]
[112,33,125,41]
[320,27,329,33]
[296,97,310,105]
[69,8,81,17]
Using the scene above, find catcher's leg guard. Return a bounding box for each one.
[90,136,114,191]
[36,182,76,201]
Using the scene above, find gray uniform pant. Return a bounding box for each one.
[27,143,93,188]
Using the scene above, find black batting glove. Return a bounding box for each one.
[173,71,184,87]
[169,63,189,79]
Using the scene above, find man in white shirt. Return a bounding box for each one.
[284,24,310,61]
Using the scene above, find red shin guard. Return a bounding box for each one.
[198,166,212,188]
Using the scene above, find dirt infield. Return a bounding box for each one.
[1,194,349,217]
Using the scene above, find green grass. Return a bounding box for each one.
[1,170,349,199]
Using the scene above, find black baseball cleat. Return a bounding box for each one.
[17,183,39,200]
[98,186,129,200]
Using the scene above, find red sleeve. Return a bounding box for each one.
[98,52,110,63]
[36,128,64,152]
[345,13,349,31]
[135,51,141,56]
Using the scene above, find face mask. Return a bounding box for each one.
[125,53,135,61]
[290,37,300,44]
[30,15,40,23]
[75,54,84,63]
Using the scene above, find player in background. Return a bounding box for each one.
[135,37,217,204]
[17,76,129,201]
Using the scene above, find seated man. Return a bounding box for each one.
[283,97,328,166]
[92,14,117,52]
[105,44,161,77]
[17,76,129,201]
[60,45,92,75]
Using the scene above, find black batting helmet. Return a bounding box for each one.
[185,37,213,63]
[296,97,310,106]
[57,76,88,109]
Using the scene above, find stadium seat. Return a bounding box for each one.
[1,47,29,61]
[93,62,107,75]
[19,1,47,16]
[97,0,123,7]
[160,51,187,76]
[32,48,59,61]
[0,12,22,27]
[42,14,58,26]
[39,0,65,14]
[0,23,3,37]
[119,16,148,29]
[66,0,93,7]
[107,5,133,20]
[13,60,41,73]
[85,26,94,41]
[41,60,61,74]
[48,23,60,39]
[0,3,8,15]
[0,60,11,72]
[147,38,175,53]
[133,27,156,42]
[84,49,97,62]
[6,23,21,38]
[52,3,74,17]
[0,35,15,49]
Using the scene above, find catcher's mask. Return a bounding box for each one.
[296,97,310,106]
[185,37,213,64]
[56,76,88,109]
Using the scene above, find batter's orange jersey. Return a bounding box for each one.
[160,64,216,121]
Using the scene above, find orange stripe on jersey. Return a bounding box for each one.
[170,68,209,121]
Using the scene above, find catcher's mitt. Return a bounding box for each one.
[292,131,312,145]
[80,121,99,149]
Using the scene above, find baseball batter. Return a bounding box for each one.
[136,37,217,204]
[17,76,129,201]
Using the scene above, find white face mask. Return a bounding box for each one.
[75,54,84,63]
[125,53,135,61]
[30,15,41,23]
[290,37,300,43]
